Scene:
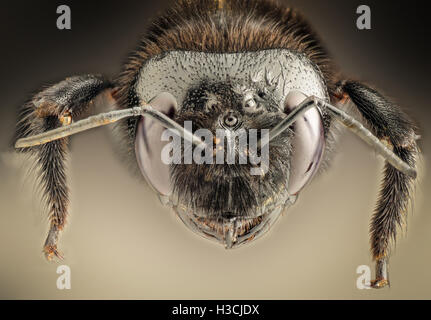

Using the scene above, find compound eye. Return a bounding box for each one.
[284,91,325,195]
[135,92,177,196]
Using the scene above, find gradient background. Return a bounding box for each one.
[0,0,429,299]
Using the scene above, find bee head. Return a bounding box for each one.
[133,50,327,248]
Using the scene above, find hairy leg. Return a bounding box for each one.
[335,80,419,288]
[15,75,114,260]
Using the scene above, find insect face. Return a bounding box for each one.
[133,50,327,248]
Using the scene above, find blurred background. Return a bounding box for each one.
[0,0,429,299]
